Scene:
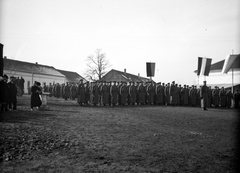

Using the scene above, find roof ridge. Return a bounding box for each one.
[5,58,55,69]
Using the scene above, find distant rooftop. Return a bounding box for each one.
[3,58,65,77]
[100,69,151,82]
[57,69,86,83]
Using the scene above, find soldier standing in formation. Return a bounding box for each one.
[234,90,240,108]
[85,82,90,105]
[226,90,232,108]
[169,81,176,106]
[212,86,219,107]
[120,82,128,105]
[110,81,118,106]
[129,82,137,105]
[31,78,237,109]
[137,82,145,105]
[200,81,208,110]
[147,81,155,105]
[77,79,85,106]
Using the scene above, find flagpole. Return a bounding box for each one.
[231,50,234,94]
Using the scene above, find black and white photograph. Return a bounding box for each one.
[0,0,239,172]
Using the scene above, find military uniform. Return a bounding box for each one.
[200,81,208,110]
[120,83,128,105]
[77,81,85,106]
[101,82,109,106]
[63,83,70,100]
[92,83,100,106]
[164,83,170,105]
[110,82,118,106]
[147,83,155,105]
[137,83,145,105]
[169,82,176,106]
[212,87,219,107]
[226,90,232,108]
[129,83,137,105]
[156,83,164,105]
[219,87,226,107]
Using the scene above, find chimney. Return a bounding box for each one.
[4,56,7,59]
[124,68,126,74]
[138,73,140,77]
[36,62,38,64]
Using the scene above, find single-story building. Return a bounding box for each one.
[57,69,87,84]
[100,69,152,83]
[3,57,84,94]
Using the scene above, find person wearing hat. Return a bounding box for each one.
[85,81,90,105]
[63,82,70,100]
[183,84,189,106]
[0,74,9,112]
[120,81,128,106]
[169,81,176,106]
[226,89,232,108]
[92,81,100,106]
[137,81,145,105]
[30,81,42,110]
[233,89,240,108]
[189,85,197,107]
[8,76,18,110]
[164,83,170,106]
[147,81,155,105]
[212,86,220,107]
[117,81,123,105]
[101,81,109,106]
[129,81,137,106]
[219,87,226,107]
[200,81,208,110]
[77,79,85,106]
[156,82,164,105]
[110,81,118,106]
[207,86,212,108]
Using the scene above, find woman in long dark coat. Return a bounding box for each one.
[31,81,42,110]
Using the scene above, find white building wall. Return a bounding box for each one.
[4,70,66,94]
[196,68,240,87]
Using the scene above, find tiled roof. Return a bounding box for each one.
[3,58,65,77]
[100,69,151,82]
[57,69,86,83]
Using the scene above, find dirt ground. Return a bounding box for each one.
[0,95,239,173]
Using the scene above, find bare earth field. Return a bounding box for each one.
[0,95,239,173]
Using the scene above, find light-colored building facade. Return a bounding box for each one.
[195,54,240,91]
[3,58,68,93]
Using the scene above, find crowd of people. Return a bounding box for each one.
[42,79,240,110]
[0,75,18,111]
[1,75,240,112]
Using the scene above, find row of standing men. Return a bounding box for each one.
[43,80,239,108]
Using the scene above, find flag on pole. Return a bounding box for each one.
[197,57,212,76]
[146,62,155,77]
[221,54,238,74]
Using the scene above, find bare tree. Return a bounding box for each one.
[85,49,110,81]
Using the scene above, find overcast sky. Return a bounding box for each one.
[0,0,239,84]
